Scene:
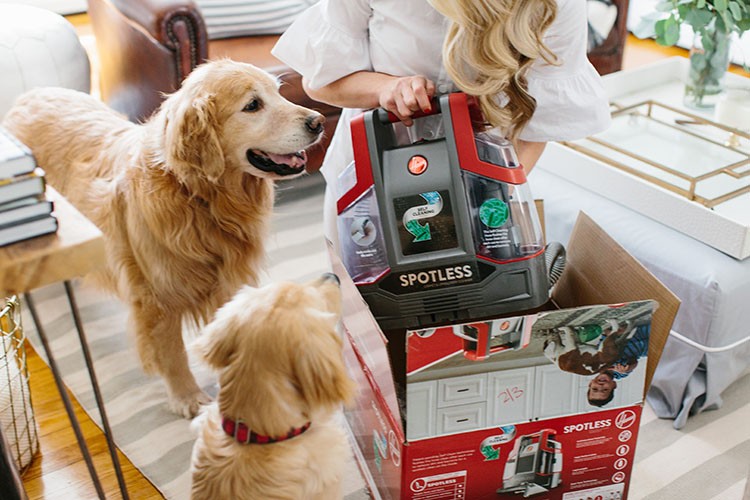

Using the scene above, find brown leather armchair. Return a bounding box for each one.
[88,0,339,171]
[588,0,631,76]
[88,0,630,171]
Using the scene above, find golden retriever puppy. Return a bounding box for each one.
[190,274,356,500]
[2,60,325,417]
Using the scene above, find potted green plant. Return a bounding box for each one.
[635,0,750,109]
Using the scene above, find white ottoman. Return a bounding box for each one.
[0,4,90,119]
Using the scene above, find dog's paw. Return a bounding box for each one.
[168,390,212,419]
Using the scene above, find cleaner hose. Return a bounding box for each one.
[545,242,566,289]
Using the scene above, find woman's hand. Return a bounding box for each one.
[302,72,435,126]
[378,75,436,126]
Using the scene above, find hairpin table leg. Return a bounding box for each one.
[64,281,130,500]
[23,291,106,500]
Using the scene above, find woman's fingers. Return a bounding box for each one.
[412,77,435,112]
[395,92,417,126]
[380,75,437,126]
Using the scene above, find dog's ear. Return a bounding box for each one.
[165,92,226,182]
[192,313,237,370]
[293,323,356,409]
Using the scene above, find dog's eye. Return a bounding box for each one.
[243,99,261,112]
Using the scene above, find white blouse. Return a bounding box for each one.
[272,0,611,213]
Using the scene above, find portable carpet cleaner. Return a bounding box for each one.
[452,316,527,362]
[498,429,563,497]
[337,92,566,331]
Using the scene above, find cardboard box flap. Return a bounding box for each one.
[327,241,404,432]
[551,212,680,392]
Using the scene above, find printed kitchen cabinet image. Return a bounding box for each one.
[406,302,653,440]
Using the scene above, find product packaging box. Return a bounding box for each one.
[332,213,680,500]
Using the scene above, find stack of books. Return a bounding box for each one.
[0,126,57,247]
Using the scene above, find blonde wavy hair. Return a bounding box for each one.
[430,0,558,140]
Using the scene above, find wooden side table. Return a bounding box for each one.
[0,187,128,499]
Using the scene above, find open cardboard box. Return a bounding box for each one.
[331,213,679,500]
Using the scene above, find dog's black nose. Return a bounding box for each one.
[321,273,340,286]
[305,114,325,135]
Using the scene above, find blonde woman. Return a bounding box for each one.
[272,0,611,246]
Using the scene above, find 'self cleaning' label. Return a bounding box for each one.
[394,190,458,255]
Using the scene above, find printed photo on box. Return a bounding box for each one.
[405,300,655,442]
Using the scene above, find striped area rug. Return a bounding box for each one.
[20,175,750,499]
[634,373,750,500]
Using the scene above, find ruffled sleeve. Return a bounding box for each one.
[520,0,612,142]
[271,0,373,90]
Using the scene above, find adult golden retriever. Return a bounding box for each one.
[2,60,325,417]
[190,274,355,500]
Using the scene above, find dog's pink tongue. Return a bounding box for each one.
[266,151,307,168]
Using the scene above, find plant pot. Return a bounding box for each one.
[684,29,732,109]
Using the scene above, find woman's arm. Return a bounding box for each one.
[516,140,547,173]
[303,71,435,126]
[304,70,547,170]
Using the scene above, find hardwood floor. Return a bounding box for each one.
[20,345,162,499]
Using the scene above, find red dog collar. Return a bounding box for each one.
[221,417,311,445]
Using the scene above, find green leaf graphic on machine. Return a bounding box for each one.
[479,198,509,228]
[402,191,443,242]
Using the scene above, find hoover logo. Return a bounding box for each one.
[615,410,637,430]
[403,191,443,242]
[379,262,481,294]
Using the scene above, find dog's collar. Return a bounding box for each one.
[221,416,311,445]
